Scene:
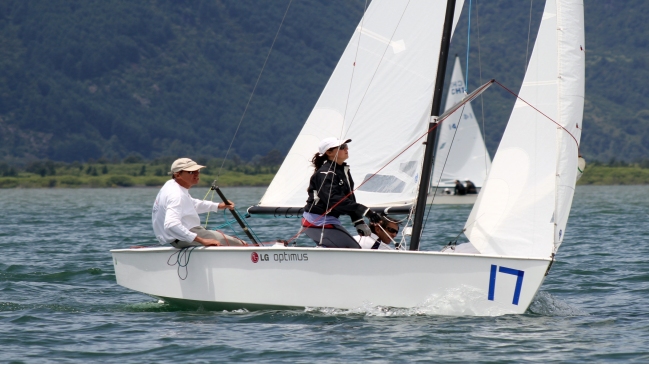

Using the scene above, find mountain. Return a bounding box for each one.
[448,0,649,164]
[0,0,647,164]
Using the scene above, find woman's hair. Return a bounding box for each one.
[311,152,329,171]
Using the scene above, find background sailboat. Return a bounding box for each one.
[111,0,584,316]
[429,56,492,204]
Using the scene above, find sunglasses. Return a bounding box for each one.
[184,170,200,175]
[385,227,399,234]
[327,143,348,152]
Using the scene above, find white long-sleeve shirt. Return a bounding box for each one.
[152,179,221,244]
[353,233,395,250]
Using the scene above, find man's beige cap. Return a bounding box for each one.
[169,158,205,174]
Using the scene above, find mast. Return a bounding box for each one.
[409,0,457,251]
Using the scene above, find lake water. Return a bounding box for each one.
[1,185,648,363]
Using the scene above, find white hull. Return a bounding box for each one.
[112,247,550,315]
[427,194,478,205]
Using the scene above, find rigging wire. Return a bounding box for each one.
[310,0,413,245]
[525,0,535,72]
[207,208,264,244]
[215,0,294,182]
[339,0,370,138]
[312,0,388,246]
[422,105,468,232]
[341,0,414,135]
[465,0,472,90]
[283,79,555,247]
[475,0,490,178]
[493,80,580,148]
[199,0,293,237]
[284,112,446,244]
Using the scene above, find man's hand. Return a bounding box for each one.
[194,236,221,246]
[365,209,383,224]
[218,201,236,210]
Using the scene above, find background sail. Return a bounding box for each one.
[464,0,584,258]
[258,0,464,209]
[432,57,491,188]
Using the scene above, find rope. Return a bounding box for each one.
[167,246,198,280]
[525,0,535,72]
[213,208,263,244]
[215,0,294,182]
[493,80,580,148]
[340,0,370,136]
[475,0,490,176]
[343,0,413,135]
[423,104,468,232]
[202,188,217,227]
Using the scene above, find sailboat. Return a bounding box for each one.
[111,0,584,315]
[429,56,492,205]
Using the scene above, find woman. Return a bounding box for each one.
[302,137,383,248]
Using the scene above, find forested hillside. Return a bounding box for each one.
[0,0,647,165]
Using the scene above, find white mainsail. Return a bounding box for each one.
[258,0,464,209]
[432,57,491,188]
[464,0,585,258]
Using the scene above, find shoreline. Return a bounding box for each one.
[1,165,648,188]
[0,173,274,189]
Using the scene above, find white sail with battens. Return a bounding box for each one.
[463,0,585,258]
[258,0,464,209]
[432,57,491,188]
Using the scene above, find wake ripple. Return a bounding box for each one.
[305,285,510,317]
[528,291,587,316]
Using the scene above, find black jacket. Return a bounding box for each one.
[304,160,366,222]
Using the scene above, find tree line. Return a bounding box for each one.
[0,0,647,167]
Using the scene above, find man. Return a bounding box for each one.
[152,158,247,248]
[454,180,467,195]
[465,179,478,194]
[353,215,400,250]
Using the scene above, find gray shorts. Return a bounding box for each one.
[170,226,247,248]
[303,224,361,249]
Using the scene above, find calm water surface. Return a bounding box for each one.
[1,185,648,363]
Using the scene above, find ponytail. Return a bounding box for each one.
[311,153,329,171]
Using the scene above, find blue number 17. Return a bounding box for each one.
[488,265,525,305]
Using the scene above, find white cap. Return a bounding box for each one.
[318,137,352,155]
[169,158,205,174]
